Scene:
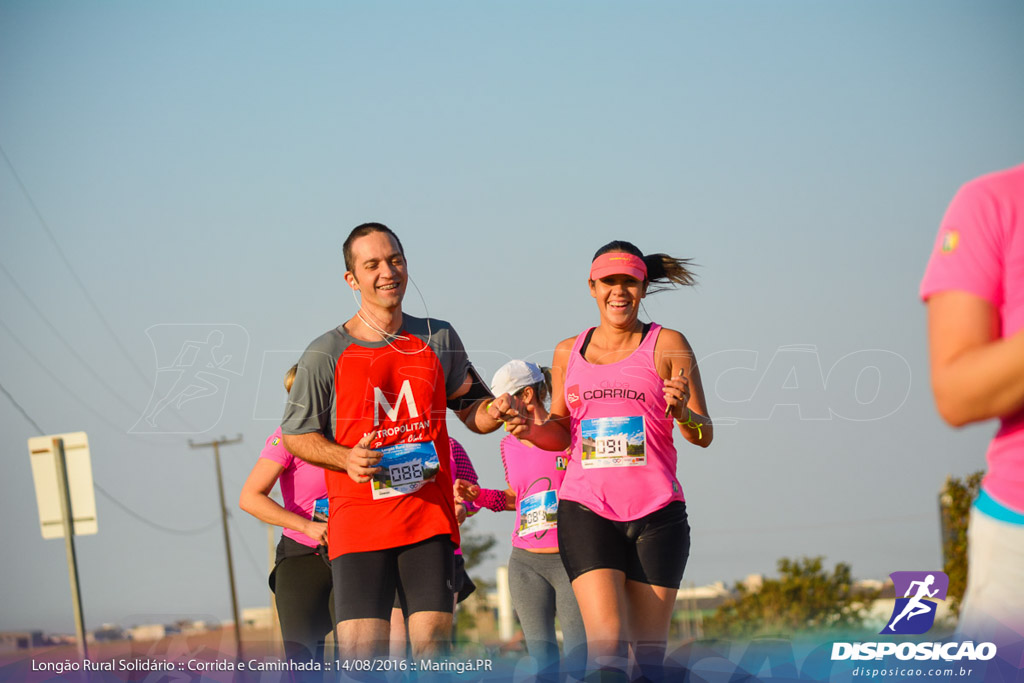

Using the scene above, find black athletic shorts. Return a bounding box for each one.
[391,552,475,611]
[557,499,690,588]
[333,534,455,621]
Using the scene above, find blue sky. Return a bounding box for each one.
[2,1,1023,633]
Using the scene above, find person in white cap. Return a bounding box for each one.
[456,360,585,679]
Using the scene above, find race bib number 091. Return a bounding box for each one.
[580,416,646,469]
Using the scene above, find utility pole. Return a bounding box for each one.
[53,438,88,661]
[189,435,244,660]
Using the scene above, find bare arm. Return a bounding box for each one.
[928,291,1024,427]
[282,431,383,483]
[658,329,713,448]
[238,459,327,545]
[446,369,503,434]
[455,396,504,434]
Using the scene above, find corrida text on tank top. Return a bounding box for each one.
[559,323,685,522]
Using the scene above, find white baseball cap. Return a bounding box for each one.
[490,360,544,397]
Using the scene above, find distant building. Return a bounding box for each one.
[242,607,273,631]
[0,631,49,653]
[128,624,166,642]
[92,624,127,642]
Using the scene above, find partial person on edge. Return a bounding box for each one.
[921,163,1024,648]
[280,223,503,660]
[239,364,333,670]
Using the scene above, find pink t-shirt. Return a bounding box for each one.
[498,435,568,551]
[259,427,329,548]
[920,163,1024,512]
[558,323,685,521]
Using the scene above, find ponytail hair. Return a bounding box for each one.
[592,240,697,294]
[518,366,553,407]
[284,364,298,394]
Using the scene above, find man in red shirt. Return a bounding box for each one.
[282,223,501,659]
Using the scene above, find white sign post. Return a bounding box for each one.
[28,431,97,661]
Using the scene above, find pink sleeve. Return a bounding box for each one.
[476,488,510,513]
[259,428,293,468]
[920,178,1005,307]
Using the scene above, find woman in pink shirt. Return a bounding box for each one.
[921,163,1024,643]
[239,365,333,664]
[489,241,713,680]
[457,360,585,678]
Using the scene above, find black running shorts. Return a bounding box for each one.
[333,534,455,621]
[557,499,690,588]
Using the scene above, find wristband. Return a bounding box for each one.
[676,410,704,440]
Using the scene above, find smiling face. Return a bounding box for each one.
[343,230,408,311]
[589,263,648,329]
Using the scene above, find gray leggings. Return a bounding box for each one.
[508,547,586,674]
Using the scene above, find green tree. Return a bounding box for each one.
[939,470,983,616]
[459,519,497,577]
[704,556,878,638]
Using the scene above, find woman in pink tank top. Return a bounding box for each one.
[488,241,713,680]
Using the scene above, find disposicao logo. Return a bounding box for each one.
[881,571,948,635]
[832,570,997,664]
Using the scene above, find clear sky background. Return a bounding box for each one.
[2,1,1023,634]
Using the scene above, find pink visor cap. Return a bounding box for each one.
[589,252,647,281]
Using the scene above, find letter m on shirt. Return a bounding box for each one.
[374,380,420,423]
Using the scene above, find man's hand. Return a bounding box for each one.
[344,431,382,484]
[488,393,532,436]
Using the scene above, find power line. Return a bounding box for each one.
[0,379,44,434]
[0,318,149,438]
[0,261,147,417]
[1,378,219,536]
[0,142,153,388]
[94,483,220,537]
[0,260,200,434]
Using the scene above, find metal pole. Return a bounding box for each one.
[53,438,88,660]
[189,435,244,661]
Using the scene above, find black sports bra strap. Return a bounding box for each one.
[579,322,652,358]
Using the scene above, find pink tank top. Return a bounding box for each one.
[559,323,684,521]
[501,435,569,551]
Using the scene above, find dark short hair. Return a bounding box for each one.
[343,223,405,273]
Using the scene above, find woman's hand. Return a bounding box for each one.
[303,520,328,546]
[663,372,691,420]
[454,478,480,503]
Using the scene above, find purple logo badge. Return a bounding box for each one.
[880,571,948,635]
